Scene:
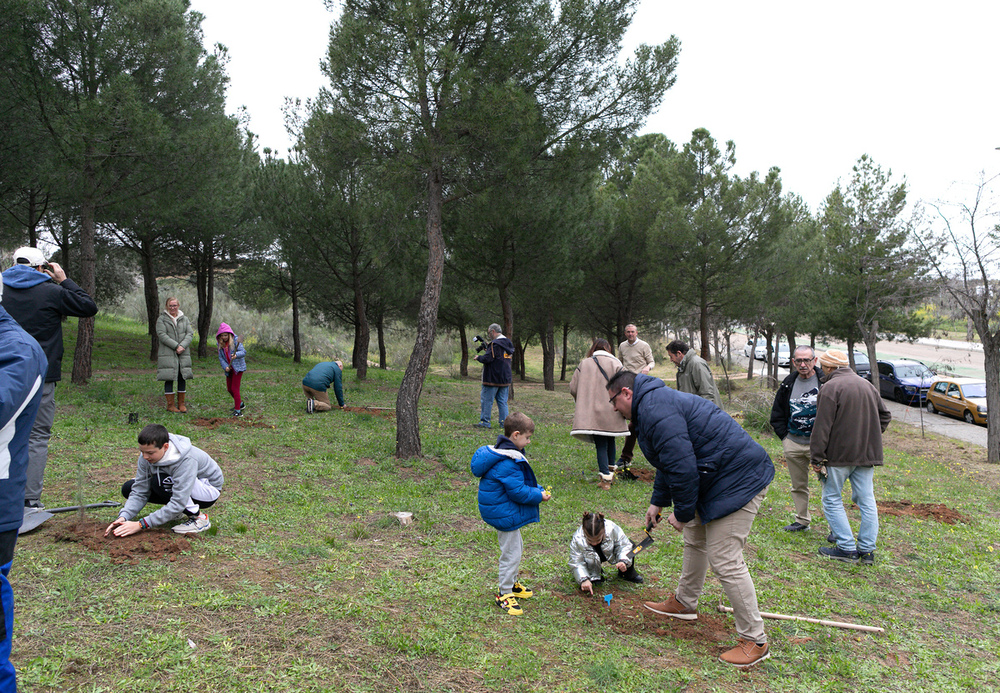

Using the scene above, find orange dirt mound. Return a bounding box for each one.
[877,500,970,524]
[342,406,395,418]
[191,416,274,429]
[51,519,193,564]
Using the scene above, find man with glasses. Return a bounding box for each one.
[769,345,823,532]
[606,369,774,668]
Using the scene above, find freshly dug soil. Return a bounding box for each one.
[192,416,273,429]
[876,500,970,524]
[342,405,395,418]
[557,589,735,651]
[51,519,193,564]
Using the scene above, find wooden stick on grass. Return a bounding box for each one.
[716,604,884,634]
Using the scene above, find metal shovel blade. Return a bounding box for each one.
[625,533,654,561]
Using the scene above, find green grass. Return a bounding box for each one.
[11,315,1000,692]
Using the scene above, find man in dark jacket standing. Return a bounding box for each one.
[1,247,98,509]
[0,275,48,693]
[475,323,514,429]
[769,345,823,532]
[810,349,891,565]
[607,370,774,668]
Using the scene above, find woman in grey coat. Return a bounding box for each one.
[156,297,193,413]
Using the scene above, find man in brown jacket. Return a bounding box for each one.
[810,349,891,565]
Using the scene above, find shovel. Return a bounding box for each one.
[624,513,661,561]
[19,501,122,535]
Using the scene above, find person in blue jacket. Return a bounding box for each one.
[470,412,551,616]
[302,360,345,413]
[607,370,774,669]
[0,277,48,693]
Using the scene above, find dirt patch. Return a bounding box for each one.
[51,519,193,564]
[343,405,395,418]
[877,500,970,524]
[191,416,274,429]
[618,465,655,483]
[556,589,734,652]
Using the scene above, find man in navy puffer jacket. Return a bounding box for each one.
[607,370,774,668]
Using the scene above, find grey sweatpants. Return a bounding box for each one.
[25,382,55,502]
[497,529,523,595]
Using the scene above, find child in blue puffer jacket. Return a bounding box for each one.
[471,412,551,616]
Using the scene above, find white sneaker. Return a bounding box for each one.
[173,512,211,534]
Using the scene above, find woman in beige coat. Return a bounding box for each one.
[156,297,194,412]
[570,339,630,482]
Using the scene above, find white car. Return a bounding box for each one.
[771,344,791,367]
[743,340,767,360]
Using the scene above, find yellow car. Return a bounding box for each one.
[926,377,988,425]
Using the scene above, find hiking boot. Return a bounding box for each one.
[173,512,211,534]
[495,592,522,615]
[783,522,809,532]
[306,398,315,414]
[644,594,697,620]
[474,422,491,429]
[719,639,770,668]
[619,564,644,584]
[511,582,533,598]
[819,545,859,563]
[858,550,875,565]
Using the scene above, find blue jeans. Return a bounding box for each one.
[822,465,878,553]
[480,385,509,426]
[594,436,616,475]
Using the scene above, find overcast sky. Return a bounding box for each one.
[189,0,999,214]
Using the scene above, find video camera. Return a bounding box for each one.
[473,335,488,353]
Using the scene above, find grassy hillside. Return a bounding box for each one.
[11,315,1000,692]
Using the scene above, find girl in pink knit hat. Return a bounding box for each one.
[216,322,247,416]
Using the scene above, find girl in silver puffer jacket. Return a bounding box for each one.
[569,512,643,594]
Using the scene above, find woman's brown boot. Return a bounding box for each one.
[166,393,180,413]
[177,392,187,413]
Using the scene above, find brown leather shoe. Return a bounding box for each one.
[643,594,697,620]
[719,639,770,668]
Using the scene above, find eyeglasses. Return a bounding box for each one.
[609,388,627,405]
[793,358,815,365]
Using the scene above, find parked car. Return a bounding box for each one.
[743,339,767,360]
[877,359,935,404]
[926,377,988,425]
[850,351,871,379]
[771,343,791,367]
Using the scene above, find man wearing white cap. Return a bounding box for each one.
[1,247,97,509]
[810,349,891,565]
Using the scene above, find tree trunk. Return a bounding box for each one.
[377,314,386,369]
[140,240,160,360]
[395,167,445,459]
[859,319,880,388]
[71,196,96,385]
[195,242,215,359]
[459,325,468,377]
[353,276,369,380]
[543,310,555,391]
[291,269,301,363]
[699,290,710,361]
[982,332,1000,464]
[561,322,569,381]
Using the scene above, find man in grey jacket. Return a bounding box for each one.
[666,340,721,407]
[105,424,224,536]
[810,349,891,565]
